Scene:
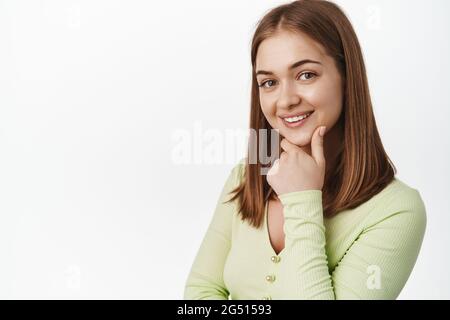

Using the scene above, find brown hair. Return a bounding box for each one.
[227,0,396,228]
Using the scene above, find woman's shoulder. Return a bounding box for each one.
[373,177,425,210]
[236,157,247,167]
[219,158,247,202]
[230,157,247,180]
[361,177,427,230]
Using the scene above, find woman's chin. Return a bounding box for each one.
[281,132,312,147]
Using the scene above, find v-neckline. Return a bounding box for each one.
[264,200,286,258]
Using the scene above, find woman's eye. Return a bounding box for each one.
[298,72,316,81]
[259,80,276,88]
[259,72,316,89]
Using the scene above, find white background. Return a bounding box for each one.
[0,0,449,299]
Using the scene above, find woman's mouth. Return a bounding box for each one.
[281,111,314,128]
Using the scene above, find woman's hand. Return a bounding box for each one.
[267,126,327,196]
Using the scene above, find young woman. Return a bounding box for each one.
[184,0,426,300]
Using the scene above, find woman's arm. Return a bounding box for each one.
[272,187,427,299]
[183,162,243,300]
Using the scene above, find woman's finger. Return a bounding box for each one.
[311,126,326,167]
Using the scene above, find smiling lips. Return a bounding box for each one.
[280,111,314,127]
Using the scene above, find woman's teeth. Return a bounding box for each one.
[284,112,312,123]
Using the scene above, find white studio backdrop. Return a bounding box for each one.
[0,0,449,299]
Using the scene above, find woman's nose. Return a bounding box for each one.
[276,81,301,110]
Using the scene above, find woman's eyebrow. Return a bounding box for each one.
[256,59,321,76]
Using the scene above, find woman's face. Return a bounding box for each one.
[255,30,344,147]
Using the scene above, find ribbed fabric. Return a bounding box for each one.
[183,159,427,300]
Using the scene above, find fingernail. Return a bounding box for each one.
[319,126,326,137]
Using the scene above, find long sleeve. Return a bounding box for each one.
[273,188,427,299]
[183,162,244,300]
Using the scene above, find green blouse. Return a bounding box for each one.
[184,159,427,300]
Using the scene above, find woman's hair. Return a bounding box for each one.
[227,0,396,228]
